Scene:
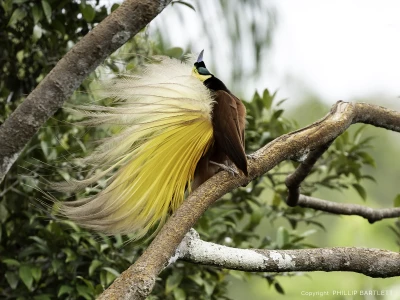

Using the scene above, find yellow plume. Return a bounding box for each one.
[54,56,214,238]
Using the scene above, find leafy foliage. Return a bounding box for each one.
[0,0,109,123]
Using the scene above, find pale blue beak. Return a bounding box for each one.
[196,50,204,63]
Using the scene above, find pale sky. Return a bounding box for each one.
[265,0,400,106]
[152,0,400,108]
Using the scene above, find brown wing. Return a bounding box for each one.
[234,95,246,146]
[212,90,248,175]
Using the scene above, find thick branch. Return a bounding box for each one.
[0,0,172,183]
[353,102,400,132]
[298,194,400,223]
[99,101,400,299]
[284,102,400,218]
[178,229,400,278]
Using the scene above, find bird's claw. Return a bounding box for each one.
[246,153,257,160]
[210,161,239,176]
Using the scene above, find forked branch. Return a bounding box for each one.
[285,142,332,206]
[284,103,400,222]
[98,101,400,299]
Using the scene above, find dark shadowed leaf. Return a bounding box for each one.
[5,271,19,289]
[274,282,285,294]
[80,4,96,23]
[7,8,27,27]
[41,0,51,24]
[352,183,367,201]
[166,272,183,294]
[58,285,73,297]
[19,265,33,290]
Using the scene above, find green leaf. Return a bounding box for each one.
[52,19,65,35]
[2,0,13,15]
[353,124,367,143]
[77,276,95,291]
[357,151,376,167]
[274,282,285,294]
[300,229,317,238]
[2,258,20,267]
[31,5,43,24]
[102,267,120,277]
[0,202,10,223]
[33,25,43,42]
[16,50,24,63]
[252,91,263,114]
[105,270,117,286]
[7,8,27,27]
[58,285,73,297]
[51,259,62,273]
[276,226,289,248]
[89,259,103,276]
[19,265,33,290]
[80,3,96,23]
[62,248,77,263]
[5,271,19,289]
[41,0,52,24]
[173,287,186,300]
[352,183,367,201]
[361,175,376,183]
[31,266,41,282]
[100,270,107,287]
[271,193,281,207]
[76,284,92,300]
[111,3,120,12]
[262,89,273,110]
[203,280,216,296]
[165,272,183,294]
[60,220,81,232]
[113,234,124,248]
[275,98,287,106]
[188,273,204,286]
[271,109,284,121]
[394,194,400,207]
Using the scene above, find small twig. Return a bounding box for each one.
[178,229,400,278]
[298,194,400,223]
[285,142,332,206]
[0,180,18,197]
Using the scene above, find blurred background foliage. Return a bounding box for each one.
[1,0,399,299]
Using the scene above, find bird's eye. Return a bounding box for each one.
[198,67,211,75]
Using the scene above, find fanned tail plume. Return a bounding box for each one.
[54,56,214,238]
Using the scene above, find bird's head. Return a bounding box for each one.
[192,50,213,82]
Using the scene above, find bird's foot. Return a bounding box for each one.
[246,153,257,160]
[210,161,239,176]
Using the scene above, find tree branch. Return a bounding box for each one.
[285,142,332,206]
[178,229,400,278]
[0,0,172,183]
[98,101,400,299]
[297,194,400,223]
[283,102,400,220]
